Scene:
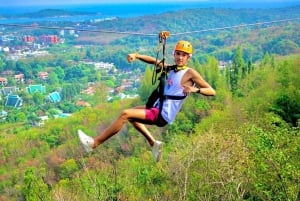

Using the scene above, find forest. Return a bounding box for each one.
[0,5,299,201]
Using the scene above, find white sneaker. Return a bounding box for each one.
[78,129,94,153]
[152,140,163,162]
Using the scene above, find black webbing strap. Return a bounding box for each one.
[148,32,186,116]
[164,95,186,100]
[157,32,169,113]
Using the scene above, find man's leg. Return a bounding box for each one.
[78,106,163,161]
[130,121,155,146]
[93,108,149,148]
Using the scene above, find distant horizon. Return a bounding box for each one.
[1,0,300,7]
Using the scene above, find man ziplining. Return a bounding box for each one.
[78,34,216,162]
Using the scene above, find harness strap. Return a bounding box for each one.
[168,65,189,72]
[164,95,186,100]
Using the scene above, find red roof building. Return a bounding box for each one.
[23,35,35,43]
[14,74,24,84]
[39,35,59,44]
[0,78,8,86]
[38,72,48,80]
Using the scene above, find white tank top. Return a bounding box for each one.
[160,68,189,123]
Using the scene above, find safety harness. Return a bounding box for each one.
[146,31,186,114]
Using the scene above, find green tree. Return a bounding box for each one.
[270,54,276,68]
[0,53,6,72]
[32,92,45,106]
[138,66,157,103]
[245,120,300,200]
[61,83,82,101]
[6,109,26,123]
[269,60,300,126]
[93,82,109,104]
[7,76,17,86]
[16,61,31,78]
[53,66,65,80]
[262,52,271,66]
[22,167,50,201]
[48,71,60,86]
[85,49,94,59]
[230,46,245,94]
[247,59,253,74]
[15,112,27,122]
[64,65,85,81]
[206,56,219,89]
[60,159,79,179]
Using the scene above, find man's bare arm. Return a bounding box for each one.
[127,53,166,68]
[185,69,216,96]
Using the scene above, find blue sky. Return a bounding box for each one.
[3,0,300,6]
[4,0,204,6]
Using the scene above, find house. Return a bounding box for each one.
[38,72,48,80]
[1,86,19,96]
[76,100,91,107]
[218,60,231,70]
[27,84,46,94]
[33,116,49,127]
[0,78,7,86]
[23,35,35,43]
[57,113,72,118]
[94,62,115,70]
[0,110,7,120]
[5,94,22,107]
[0,70,14,77]
[81,86,95,95]
[39,35,59,44]
[47,91,61,103]
[14,74,24,84]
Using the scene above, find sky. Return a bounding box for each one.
[2,0,300,6]
[2,0,204,6]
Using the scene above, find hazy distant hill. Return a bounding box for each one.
[95,5,300,34]
[1,5,299,64]
[76,5,300,63]
[2,8,95,18]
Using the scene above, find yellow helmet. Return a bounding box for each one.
[174,40,193,54]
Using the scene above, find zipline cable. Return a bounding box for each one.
[0,17,299,36]
[172,17,300,35]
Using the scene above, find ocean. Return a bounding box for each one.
[0,2,300,24]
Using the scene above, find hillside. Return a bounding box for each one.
[0,53,299,200]
[74,6,300,66]
[1,9,95,19]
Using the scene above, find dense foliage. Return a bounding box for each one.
[0,53,299,200]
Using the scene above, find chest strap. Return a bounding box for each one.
[167,65,188,72]
[164,95,186,100]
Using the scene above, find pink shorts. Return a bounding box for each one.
[145,107,160,122]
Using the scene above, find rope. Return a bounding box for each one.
[152,42,163,85]
[152,31,169,85]
[0,17,299,36]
